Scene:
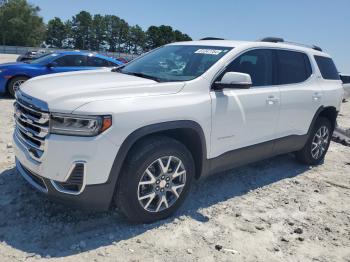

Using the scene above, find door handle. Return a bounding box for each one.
[312,92,322,101]
[266,95,279,105]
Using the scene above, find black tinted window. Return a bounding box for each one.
[314,56,340,80]
[87,56,112,67]
[340,75,350,84]
[224,49,273,87]
[276,50,312,85]
[54,55,87,67]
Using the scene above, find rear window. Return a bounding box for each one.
[276,50,312,85]
[314,56,340,80]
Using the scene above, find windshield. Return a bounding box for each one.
[119,45,233,82]
[28,53,59,64]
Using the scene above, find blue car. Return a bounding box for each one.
[0,51,124,97]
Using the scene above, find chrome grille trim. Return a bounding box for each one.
[16,113,49,133]
[14,94,50,163]
[15,118,47,140]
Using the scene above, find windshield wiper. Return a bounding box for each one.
[112,67,162,82]
[129,72,162,82]
[111,65,125,72]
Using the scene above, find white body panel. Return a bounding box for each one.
[210,86,280,157]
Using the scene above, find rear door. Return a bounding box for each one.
[86,56,115,68]
[274,49,319,138]
[210,49,280,158]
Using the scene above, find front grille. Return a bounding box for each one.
[14,99,50,162]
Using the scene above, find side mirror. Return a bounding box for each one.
[213,72,252,90]
[46,62,57,68]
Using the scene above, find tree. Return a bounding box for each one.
[145,26,162,50]
[1,2,192,52]
[116,18,129,52]
[104,15,129,52]
[174,30,192,42]
[104,15,120,52]
[46,17,67,48]
[145,25,192,51]
[90,14,107,51]
[71,11,93,50]
[126,25,146,54]
[0,0,45,46]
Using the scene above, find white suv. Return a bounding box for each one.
[13,38,344,222]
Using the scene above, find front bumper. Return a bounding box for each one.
[13,127,120,211]
[15,158,115,211]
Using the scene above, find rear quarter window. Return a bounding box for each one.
[314,56,340,80]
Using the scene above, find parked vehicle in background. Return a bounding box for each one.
[0,51,124,97]
[340,74,350,99]
[16,50,52,62]
[13,38,343,223]
[116,57,130,64]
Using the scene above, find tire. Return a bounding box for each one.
[7,76,28,97]
[116,136,195,223]
[295,117,332,165]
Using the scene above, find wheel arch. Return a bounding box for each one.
[112,120,207,181]
[104,120,208,208]
[308,106,338,135]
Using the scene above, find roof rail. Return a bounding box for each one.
[260,37,284,43]
[200,37,225,40]
[259,37,323,52]
[312,45,322,52]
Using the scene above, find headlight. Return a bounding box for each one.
[50,113,112,137]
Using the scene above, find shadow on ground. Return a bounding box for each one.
[0,154,310,257]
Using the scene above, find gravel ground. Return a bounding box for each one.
[0,55,350,261]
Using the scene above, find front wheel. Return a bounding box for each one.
[116,136,195,223]
[295,117,332,165]
[8,76,28,97]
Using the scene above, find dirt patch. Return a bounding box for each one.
[0,100,350,262]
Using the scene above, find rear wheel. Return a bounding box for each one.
[116,136,195,223]
[8,76,28,97]
[295,117,332,165]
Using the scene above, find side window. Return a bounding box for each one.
[314,56,340,80]
[276,50,312,85]
[223,49,274,87]
[87,56,111,67]
[54,55,87,67]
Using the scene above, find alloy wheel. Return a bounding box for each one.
[311,125,330,159]
[137,156,187,213]
[13,79,26,92]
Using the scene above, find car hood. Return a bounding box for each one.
[19,69,185,112]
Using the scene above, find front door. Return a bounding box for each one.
[48,55,94,74]
[210,49,280,158]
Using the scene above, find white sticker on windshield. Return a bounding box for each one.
[195,49,223,55]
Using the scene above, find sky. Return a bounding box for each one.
[29,0,350,73]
